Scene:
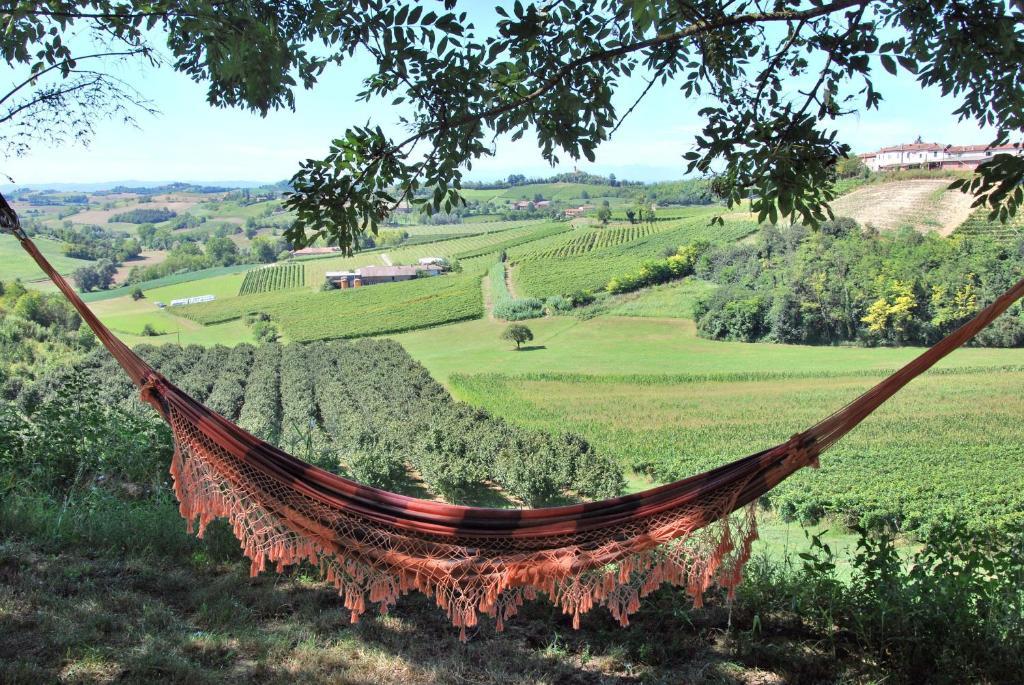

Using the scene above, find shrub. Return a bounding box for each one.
[494,297,544,320]
[545,295,572,313]
[140,323,163,337]
[694,286,770,342]
[567,290,596,307]
[131,287,144,301]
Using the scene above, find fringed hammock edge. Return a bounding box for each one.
[4,197,1023,640]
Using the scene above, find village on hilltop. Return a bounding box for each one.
[859,138,1024,171]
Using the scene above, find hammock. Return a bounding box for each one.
[4,197,1023,640]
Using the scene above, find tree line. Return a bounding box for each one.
[690,219,1024,347]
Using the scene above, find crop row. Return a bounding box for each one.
[237,343,281,443]
[239,263,305,295]
[522,224,662,260]
[953,208,1024,243]
[54,340,626,506]
[453,222,572,260]
[304,339,624,504]
[449,366,1024,535]
[512,217,758,297]
[182,272,485,341]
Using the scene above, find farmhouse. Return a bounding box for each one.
[564,204,593,218]
[859,141,1024,172]
[325,263,443,289]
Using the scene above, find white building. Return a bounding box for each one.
[859,141,1023,172]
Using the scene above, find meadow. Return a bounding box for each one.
[0,233,94,286]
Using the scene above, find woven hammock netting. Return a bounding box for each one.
[4,196,1024,640]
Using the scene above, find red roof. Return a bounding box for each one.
[877,142,944,153]
[946,143,1022,153]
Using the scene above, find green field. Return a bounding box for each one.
[600,278,719,318]
[393,313,1024,534]
[81,263,256,302]
[0,233,94,286]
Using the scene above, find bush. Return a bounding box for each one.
[494,297,544,320]
[140,323,163,337]
[693,286,770,342]
[567,290,596,307]
[545,295,572,313]
[130,287,144,301]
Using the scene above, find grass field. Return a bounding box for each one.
[394,314,1024,533]
[81,263,256,303]
[599,278,718,318]
[0,233,94,286]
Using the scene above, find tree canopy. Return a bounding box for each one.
[3,1,1024,247]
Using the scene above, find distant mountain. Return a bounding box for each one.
[0,180,281,193]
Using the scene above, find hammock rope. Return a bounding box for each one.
[4,193,1023,639]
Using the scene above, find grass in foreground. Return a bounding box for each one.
[2,493,1019,685]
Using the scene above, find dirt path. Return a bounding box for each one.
[481,271,496,320]
[381,253,393,266]
[503,261,519,299]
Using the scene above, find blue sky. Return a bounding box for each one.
[5,12,997,186]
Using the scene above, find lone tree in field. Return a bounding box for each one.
[502,324,534,350]
[3,2,1024,239]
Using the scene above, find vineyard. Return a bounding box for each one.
[828,179,976,235]
[511,216,758,297]
[43,341,624,506]
[180,271,485,341]
[520,223,668,260]
[303,221,554,285]
[953,208,1024,242]
[450,364,1024,535]
[238,263,305,294]
[452,222,571,260]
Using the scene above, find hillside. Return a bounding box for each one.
[829,178,976,234]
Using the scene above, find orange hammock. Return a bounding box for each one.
[4,198,1024,639]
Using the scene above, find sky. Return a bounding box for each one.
[3,7,998,187]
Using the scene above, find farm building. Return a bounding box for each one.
[291,246,342,257]
[564,205,593,218]
[859,141,1024,172]
[325,263,443,289]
